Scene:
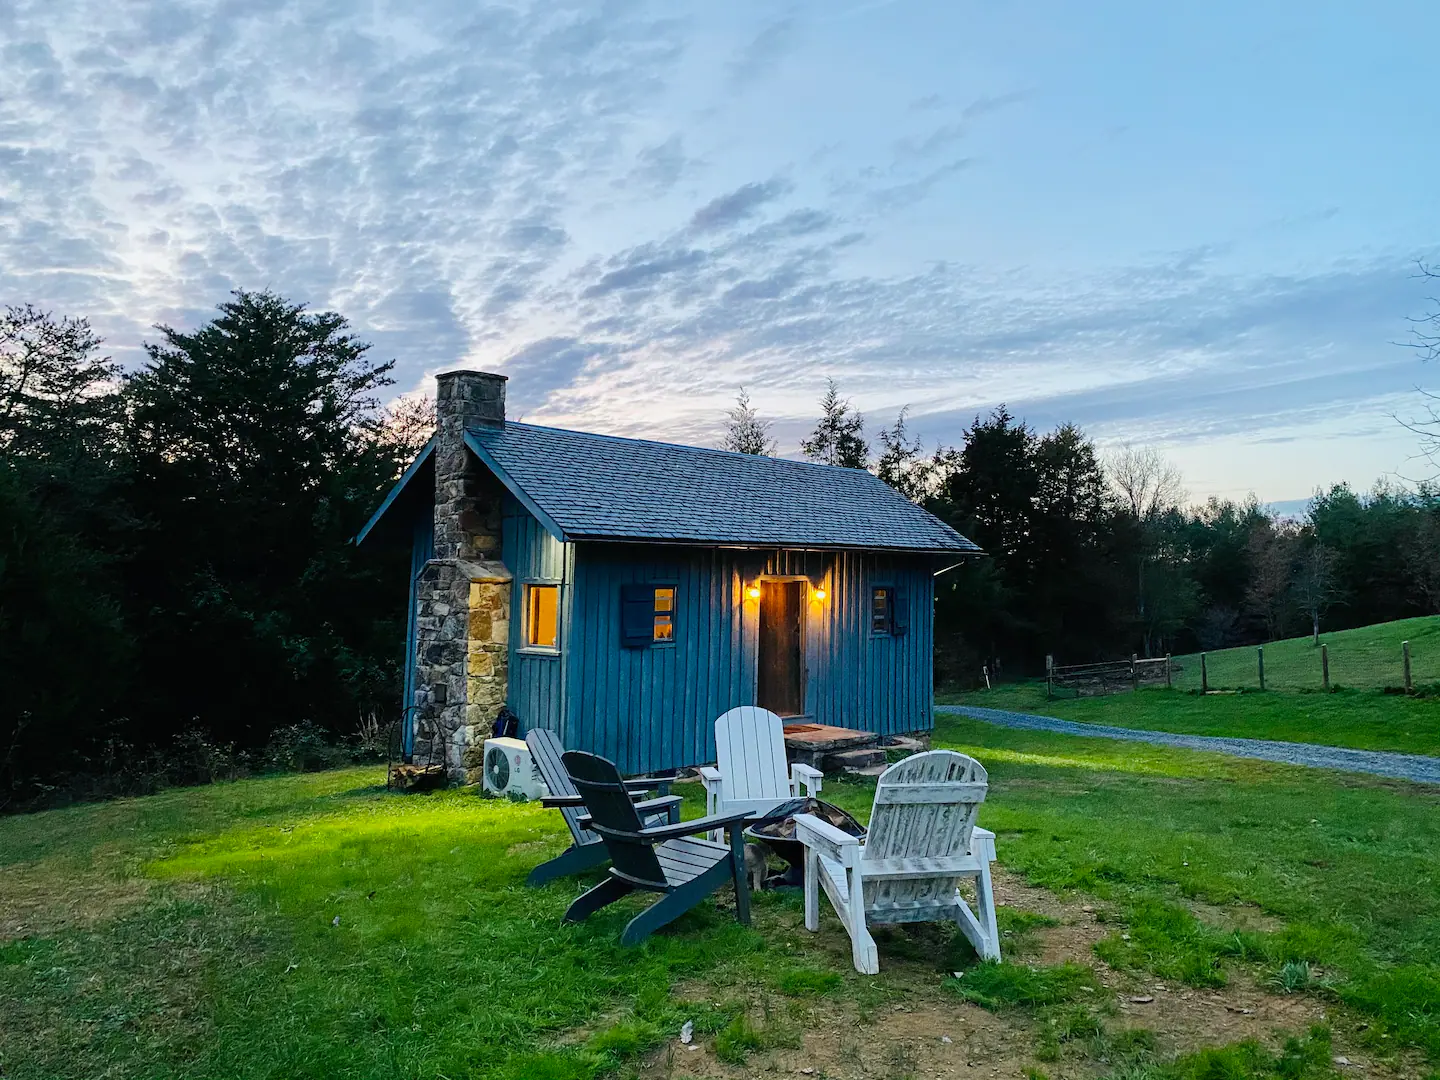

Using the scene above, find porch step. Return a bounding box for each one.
[883,734,930,754]
[824,747,888,773]
[844,764,888,778]
[784,723,881,771]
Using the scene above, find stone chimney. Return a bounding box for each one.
[411,370,512,784]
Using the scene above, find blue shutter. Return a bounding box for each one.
[892,591,909,636]
[620,584,654,647]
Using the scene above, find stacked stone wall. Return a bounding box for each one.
[411,370,512,783]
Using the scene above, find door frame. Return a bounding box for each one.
[754,575,809,718]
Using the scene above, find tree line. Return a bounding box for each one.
[0,293,423,807]
[5,286,1438,805]
[726,381,1440,684]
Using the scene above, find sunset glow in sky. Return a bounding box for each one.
[3,0,1438,504]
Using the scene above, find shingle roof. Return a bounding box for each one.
[464,421,980,553]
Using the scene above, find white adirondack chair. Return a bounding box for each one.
[699,707,823,837]
[795,749,999,974]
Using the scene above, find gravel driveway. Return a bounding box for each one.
[937,705,1440,785]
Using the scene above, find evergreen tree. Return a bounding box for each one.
[121,290,409,751]
[721,387,777,455]
[800,378,868,468]
[875,406,933,500]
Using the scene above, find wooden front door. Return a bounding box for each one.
[757,580,805,716]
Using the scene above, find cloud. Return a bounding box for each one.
[726,16,799,88]
[0,0,1430,502]
[622,134,701,195]
[960,90,1031,122]
[687,177,793,233]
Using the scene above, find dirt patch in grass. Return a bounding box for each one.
[636,868,1413,1080]
[0,859,157,941]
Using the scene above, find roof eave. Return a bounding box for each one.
[354,438,436,547]
[562,533,984,556]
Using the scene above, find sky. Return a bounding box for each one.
[3,0,1439,506]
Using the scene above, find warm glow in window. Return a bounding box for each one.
[528,585,559,648]
[653,587,675,641]
[871,588,891,634]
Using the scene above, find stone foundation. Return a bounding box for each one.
[411,559,511,783]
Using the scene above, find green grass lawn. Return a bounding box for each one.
[942,681,1440,757]
[1170,615,1440,693]
[3,719,1439,1079]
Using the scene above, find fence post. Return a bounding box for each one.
[1165,652,1173,689]
[1257,646,1265,691]
[1131,653,1139,692]
[982,664,991,691]
[1321,643,1330,692]
[1046,654,1054,700]
[1404,640,1413,693]
[1200,652,1208,694]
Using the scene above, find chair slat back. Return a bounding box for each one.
[715,706,791,805]
[526,728,594,845]
[562,751,667,888]
[862,751,987,908]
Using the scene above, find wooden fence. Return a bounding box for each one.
[1046,654,1172,699]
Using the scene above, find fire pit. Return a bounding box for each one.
[744,798,866,888]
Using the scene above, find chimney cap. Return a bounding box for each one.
[436,368,508,382]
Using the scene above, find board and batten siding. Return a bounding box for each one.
[563,543,935,774]
[501,494,570,737]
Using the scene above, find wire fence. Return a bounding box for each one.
[1169,637,1430,694]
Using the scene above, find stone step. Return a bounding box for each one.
[844,764,888,778]
[883,734,930,754]
[823,747,887,773]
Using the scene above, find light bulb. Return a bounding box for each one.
[747,585,761,599]
[814,588,827,601]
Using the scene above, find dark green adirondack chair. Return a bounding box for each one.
[525,728,681,886]
[561,750,754,945]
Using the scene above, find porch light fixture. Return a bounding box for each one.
[813,587,827,601]
[747,584,762,600]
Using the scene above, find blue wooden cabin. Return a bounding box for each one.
[359,370,979,777]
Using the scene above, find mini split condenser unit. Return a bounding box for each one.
[481,737,547,800]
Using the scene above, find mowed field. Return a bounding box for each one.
[943,681,1440,758]
[1170,616,1440,694]
[2,714,1439,1080]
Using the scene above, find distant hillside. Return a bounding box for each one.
[1171,615,1440,693]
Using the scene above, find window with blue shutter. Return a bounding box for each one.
[871,587,907,635]
[621,584,678,647]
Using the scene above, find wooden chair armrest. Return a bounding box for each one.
[634,794,684,824]
[790,763,823,796]
[541,794,585,809]
[622,776,673,797]
[971,825,997,861]
[794,812,861,866]
[618,810,753,843]
[697,766,722,785]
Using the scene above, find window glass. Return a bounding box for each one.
[653,587,675,641]
[871,587,891,634]
[527,585,559,648]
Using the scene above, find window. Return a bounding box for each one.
[621,584,678,647]
[871,587,909,637]
[871,587,892,634]
[653,587,675,642]
[526,584,559,649]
